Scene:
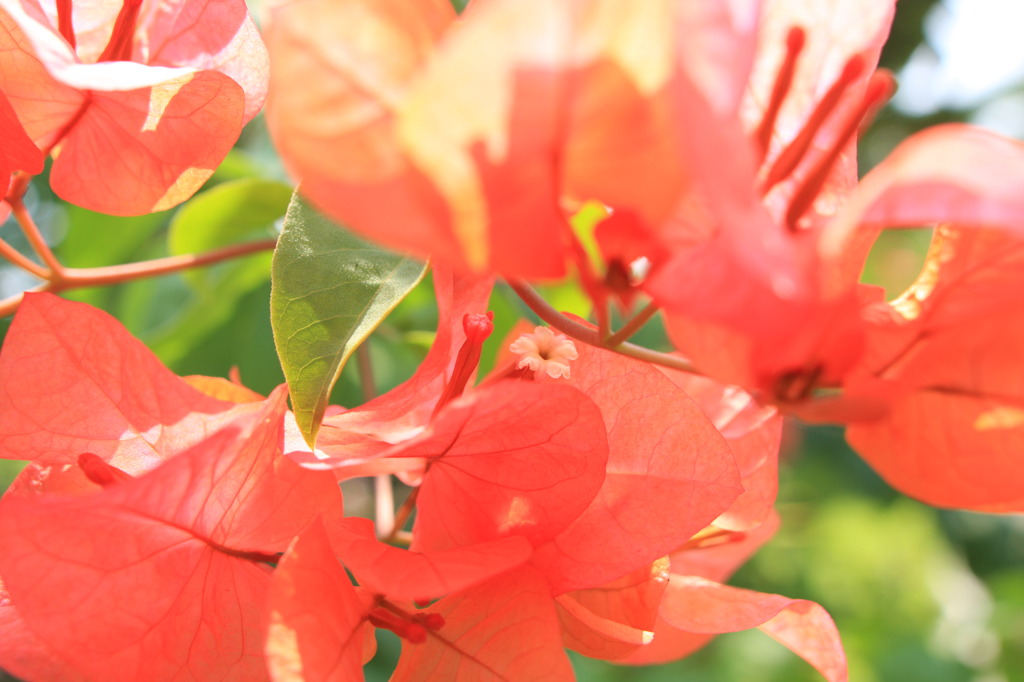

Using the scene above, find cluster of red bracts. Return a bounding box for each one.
[0,291,834,681]
[266,0,1024,513]
[3,0,1024,679]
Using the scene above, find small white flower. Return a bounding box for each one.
[509,326,578,379]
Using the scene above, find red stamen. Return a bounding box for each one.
[56,0,76,50]
[368,607,427,643]
[760,54,866,194]
[78,452,134,487]
[412,612,445,631]
[433,312,494,414]
[785,70,895,229]
[755,26,805,162]
[97,0,143,62]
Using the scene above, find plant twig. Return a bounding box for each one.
[507,279,696,374]
[9,196,64,274]
[0,239,279,317]
[605,300,660,347]
[0,237,48,279]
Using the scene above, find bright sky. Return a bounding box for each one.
[894,0,1024,135]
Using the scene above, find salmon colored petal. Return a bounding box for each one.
[0,391,339,681]
[0,579,87,682]
[556,559,668,661]
[391,567,574,682]
[823,124,1024,287]
[660,371,782,530]
[393,0,575,276]
[50,70,244,215]
[264,0,466,269]
[529,344,741,594]
[847,386,1024,512]
[619,623,715,666]
[660,575,847,682]
[402,380,608,552]
[266,520,367,682]
[669,511,780,584]
[332,516,533,602]
[0,88,42,175]
[620,515,780,666]
[0,293,247,492]
[847,227,1024,510]
[558,0,693,227]
[139,0,268,121]
[745,0,894,206]
[0,7,85,147]
[675,0,761,116]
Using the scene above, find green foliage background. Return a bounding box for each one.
[2,2,1023,681]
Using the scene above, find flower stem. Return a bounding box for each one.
[53,239,278,288]
[357,343,397,539]
[605,300,660,347]
[0,239,278,317]
[9,194,64,275]
[386,486,419,544]
[507,279,695,374]
[0,237,48,279]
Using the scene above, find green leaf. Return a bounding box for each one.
[271,192,427,446]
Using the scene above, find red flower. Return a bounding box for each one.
[0,295,344,680]
[0,0,268,214]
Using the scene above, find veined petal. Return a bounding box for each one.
[824,124,1024,288]
[138,0,268,121]
[49,69,244,215]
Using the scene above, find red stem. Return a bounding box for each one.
[506,280,696,374]
[0,239,278,318]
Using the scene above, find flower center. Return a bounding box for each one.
[755,26,895,230]
[509,326,578,380]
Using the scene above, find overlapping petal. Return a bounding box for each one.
[528,343,742,594]
[0,0,268,213]
[0,388,344,682]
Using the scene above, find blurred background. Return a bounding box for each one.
[2,1,1024,680]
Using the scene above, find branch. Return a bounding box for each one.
[53,239,278,289]
[0,239,279,317]
[507,279,696,374]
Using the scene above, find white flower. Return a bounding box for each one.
[509,326,578,379]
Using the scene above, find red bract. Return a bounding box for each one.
[658,369,783,531]
[0,88,42,221]
[390,567,574,681]
[395,379,609,552]
[266,520,368,682]
[330,516,532,603]
[646,0,896,395]
[527,342,743,594]
[555,559,669,661]
[0,387,345,681]
[845,225,1024,510]
[268,520,566,681]
[0,0,267,214]
[265,0,709,278]
[0,293,254,494]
